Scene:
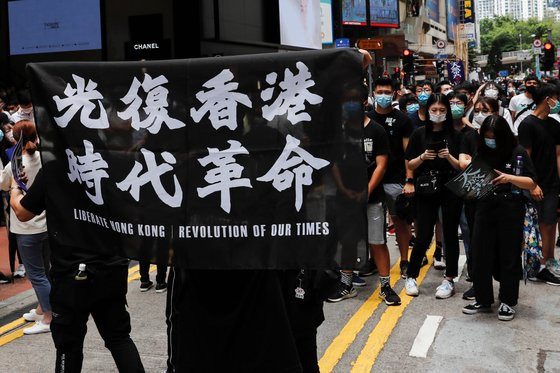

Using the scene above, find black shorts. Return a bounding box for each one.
[536,189,559,224]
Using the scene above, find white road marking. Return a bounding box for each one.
[409,315,443,358]
[456,255,467,282]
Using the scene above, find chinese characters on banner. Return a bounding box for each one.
[447,61,465,84]
[27,49,367,269]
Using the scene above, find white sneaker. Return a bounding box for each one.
[405,277,419,296]
[13,264,26,278]
[22,309,43,322]
[23,320,50,335]
[435,279,455,299]
[546,259,560,278]
[433,258,446,270]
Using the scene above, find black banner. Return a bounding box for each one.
[27,49,367,269]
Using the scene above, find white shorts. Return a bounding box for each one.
[367,202,386,245]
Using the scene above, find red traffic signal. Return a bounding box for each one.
[403,49,412,56]
[544,42,553,50]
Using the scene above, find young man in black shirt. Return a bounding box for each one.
[9,170,146,372]
[368,77,414,278]
[518,83,560,285]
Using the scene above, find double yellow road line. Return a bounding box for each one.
[320,243,436,373]
[0,264,154,347]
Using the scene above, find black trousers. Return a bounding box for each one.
[407,189,462,278]
[50,265,144,373]
[471,197,524,306]
[139,261,167,284]
[464,200,478,279]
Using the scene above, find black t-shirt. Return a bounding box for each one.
[363,119,390,203]
[20,169,129,277]
[478,145,537,194]
[518,114,560,189]
[460,129,479,157]
[405,127,462,178]
[408,110,426,130]
[367,108,413,184]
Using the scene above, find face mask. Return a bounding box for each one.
[375,94,392,109]
[6,130,14,143]
[342,101,363,117]
[549,98,560,114]
[442,89,452,96]
[473,113,489,129]
[0,130,4,143]
[418,92,431,106]
[508,87,515,93]
[484,138,496,149]
[19,106,33,115]
[485,89,499,99]
[526,85,537,95]
[450,104,465,119]
[429,113,446,123]
[406,103,420,114]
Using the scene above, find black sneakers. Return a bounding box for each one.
[498,303,515,321]
[327,282,357,303]
[462,286,475,300]
[0,272,10,284]
[140,281,154,292]
[462,302,492,315]
[155,283,167,293]
[535,268,560,286]
[380,283,401,306]
[358,259,378,277]
[400,261,409,279]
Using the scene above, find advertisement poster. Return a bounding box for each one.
[427,0,440,23]
[321,0,333,44]
[342,0,367,25]
[462,0,475,23]
[280,0,322,49]
[447,0,459,41]
[369,0,399,28]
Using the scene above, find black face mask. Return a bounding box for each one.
[526,85,537,95]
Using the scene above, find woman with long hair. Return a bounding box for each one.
[403,93,463,299]
[0,120,51,334]
[462,115,536,321]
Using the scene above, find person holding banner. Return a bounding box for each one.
[0,120,51,334]
[404,93,463,299]
[9,167,145,372]
[462,115,536,321]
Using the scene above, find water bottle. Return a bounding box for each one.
[512,155,523,195]
[74,263,88,280]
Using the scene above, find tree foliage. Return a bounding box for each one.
[480,16,560,55]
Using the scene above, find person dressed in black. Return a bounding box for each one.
[9,169,145,373]
[517,83,560,286]
[404,93,463,299]
[462,115,537,321]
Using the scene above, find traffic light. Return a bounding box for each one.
[403,49,415,74]
[544,42,556,71]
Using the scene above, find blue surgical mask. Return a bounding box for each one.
[0,130,4,143]
[406,103,420,114]
[418,92,431,106]
[375,94,392,109]
[342,101,363,116]
[549,98,560,114]
[484,138,496,149]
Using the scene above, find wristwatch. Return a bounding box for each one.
[405,178,414,184]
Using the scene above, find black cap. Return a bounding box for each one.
[0,112,11,125]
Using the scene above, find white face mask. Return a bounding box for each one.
[429,113,446,123]
[442,89,452,96]
[473,113,489,129]
[20,106,33,115]
[6,130,14,143]
[485,89,499,99]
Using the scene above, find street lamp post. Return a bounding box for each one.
[519,34,523,75]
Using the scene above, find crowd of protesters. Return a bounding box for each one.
[329,73,560,326]
[1,62,560,372]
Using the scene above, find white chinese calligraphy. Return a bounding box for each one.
[118,73,186,134]
[260,62,323,125]
[257,135,329,211]
[190,69,252,130]
[53,74,109,128]
[116,149,182,208]
[197,140,252,213]
[66,140,109,205]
